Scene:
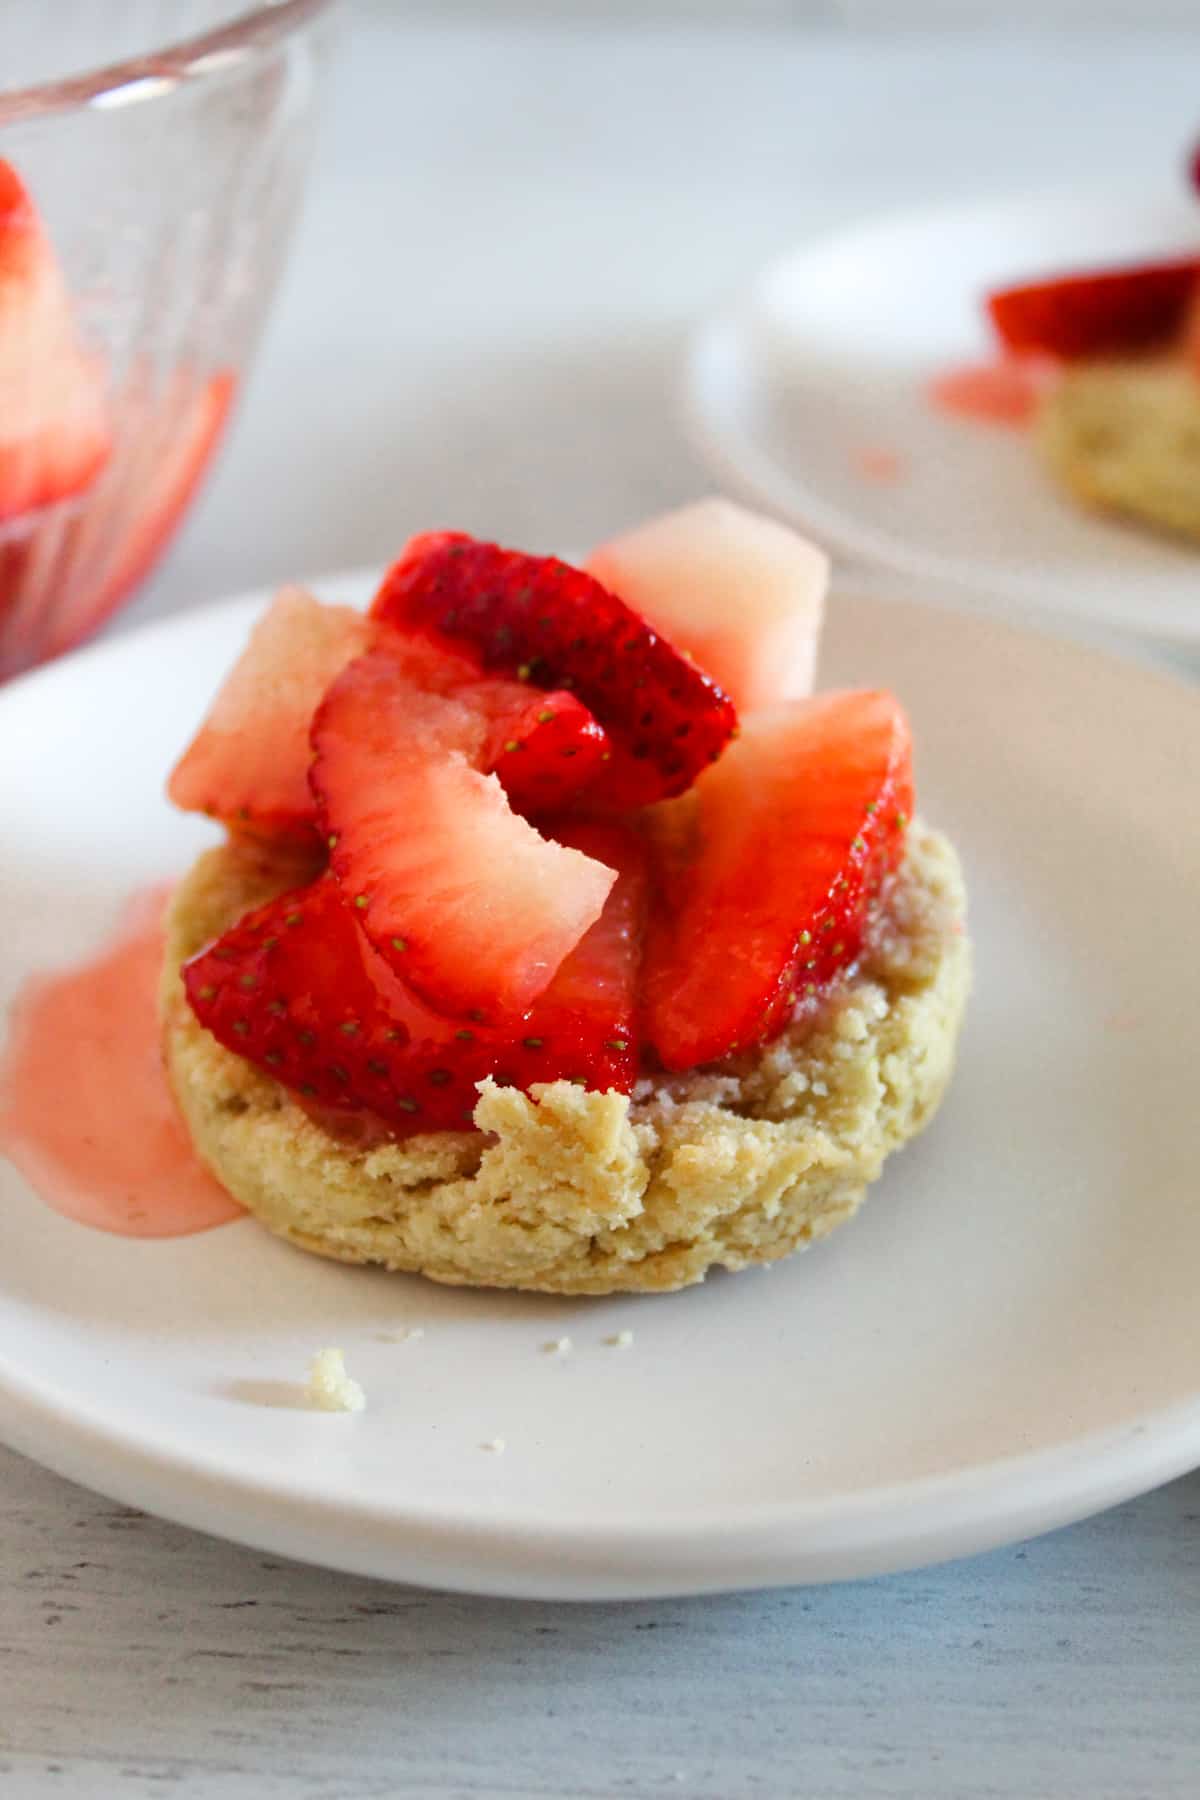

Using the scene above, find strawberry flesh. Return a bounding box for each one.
[182,820,646,1134]
[987,258,1200,360]
[371,531,738,809]
[309,641,617,1017]
[0,160,110,523]
[640,690,914,1071]
[169,588,374,840]
[486,689,610,813]
[521,817,645,1090]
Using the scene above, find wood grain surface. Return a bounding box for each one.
[3,1445,1198,1798]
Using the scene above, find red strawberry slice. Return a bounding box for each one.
[0,159,110,523]
[371,531,739,809]
[987,258,1200,360]
[640,690,914,1071]
[485,689,610,813]
[520,817,644,1091]
[182,820,646,1135]
[184,873,402,1118]
[169,588,374,839]
[309,642,617,1017]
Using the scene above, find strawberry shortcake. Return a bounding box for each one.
[161,501,969,1293]
[985,253,1200,543]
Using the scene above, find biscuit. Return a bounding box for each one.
[160,825,970,1294]
[1037,358,1200,543]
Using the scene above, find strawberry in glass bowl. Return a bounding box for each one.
[0,1,338,681]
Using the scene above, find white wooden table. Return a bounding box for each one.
[4,16,1199,1795]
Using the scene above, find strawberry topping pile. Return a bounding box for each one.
[171,506,916,1138]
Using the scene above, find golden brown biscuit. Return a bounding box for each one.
[160,825,970,1294]
[1037,358,1200,543]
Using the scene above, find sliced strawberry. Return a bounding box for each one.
[485,689,610,813]
[586,499,828,712]
[987,258,1200,360]
[183,821,646,1135]
[169,588,374,839]
[309,642,616,1017]
[371,531,738,809]
[519,817,645,1092]
[640,690,914,1071]
[184,873,403,1117]
[0,160,110,523]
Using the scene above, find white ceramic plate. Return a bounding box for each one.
[685,184,1200,644]
[1,576,1199,1600]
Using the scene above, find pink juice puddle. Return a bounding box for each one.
[852,445,906,482]
[927,356,1056,427]
[0,885,243,1237]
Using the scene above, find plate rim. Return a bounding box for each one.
[2,575,1199,1599]
[2,1345,1200,1599]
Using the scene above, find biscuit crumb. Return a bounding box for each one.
[543,1336,572,1356]
[305,1347,365,1413]
[605,1329,634,1349]
[481,1436,506,1454]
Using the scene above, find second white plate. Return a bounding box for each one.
[685,184,1200,643]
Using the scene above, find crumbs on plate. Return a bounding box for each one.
[305,1346,366,1413]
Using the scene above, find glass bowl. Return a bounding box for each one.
[0,0,340,680]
